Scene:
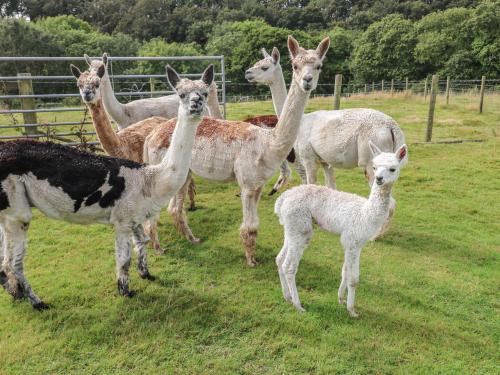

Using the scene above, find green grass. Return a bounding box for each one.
[0,94,499,374]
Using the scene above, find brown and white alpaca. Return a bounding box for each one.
[0,65,213,309]
[245,47,407,236]
[144,36,330,266]
[84,53,223,130]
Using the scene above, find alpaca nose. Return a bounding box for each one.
[376,176,384,185]
[83,90,92,101]
[245,70,254,80]
[303,75,313,83]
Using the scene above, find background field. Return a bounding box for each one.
[0,94,499,374]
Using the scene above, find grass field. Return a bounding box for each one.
[0,93,499,374]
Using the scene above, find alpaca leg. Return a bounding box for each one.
[188,177,197,211]
[168,174,201,245]
[275,238,291,301]
[344,248,361,318]
[269,161,291,196]
[2,218,46,309]
[115,228,134,297]
[294,158,307,184]
[338,260,347,305]
[323,163,336,189]
[303,159,319,185]
[282,228,311,312]
[144,215,165,255]
[240,187,262,267]
[132,225,155,280]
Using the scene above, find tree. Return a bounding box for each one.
[350,14,420,81]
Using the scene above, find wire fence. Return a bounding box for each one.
[0,55,226,148]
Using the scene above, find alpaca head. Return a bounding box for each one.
[166,64,214,117]
[70,63,105,105]
[288,35,330,93]
[245,47,281,85]
[369,142,408,187]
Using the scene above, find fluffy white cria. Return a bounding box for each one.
[274,142,408,317]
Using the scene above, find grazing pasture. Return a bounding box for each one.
[0,93,498,374]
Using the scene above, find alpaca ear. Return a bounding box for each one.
[70,64,81,79]
[166,64,181,90]
[368,141,382,157]
[288,35,300,59]
[396,144,408,163]
[102,53,108,67]
[271,47,280,65]
[316,36,330,61]
[84,54,92,67]
[261,48,270,58]
[201,64,214,86]
[96,64,105,79]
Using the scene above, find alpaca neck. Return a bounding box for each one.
[152,108,201,200]
[364,183,393,222]
[268,79,309,161]
[269,65,287,116]
[100,71,126,127]
[87,99,125,158]
[207,81,223,119]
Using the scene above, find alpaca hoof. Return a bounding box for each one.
[268,188,277,196]
[154,247,166,255]
[348,309,359,318]
[246,257,258,267]
[189,237,202,245]
[294,304,306,313]
[125,290,136,298]
[140,272,156,281]
[33,301,50,310]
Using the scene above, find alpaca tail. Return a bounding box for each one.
[391,125,408,166]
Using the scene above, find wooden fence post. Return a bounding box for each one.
[405,77,409,93]
[390,79,394,95]
[423,77,428,101]
[445,76,450,105]
[364,83,367,94]
[149,77,155,98]
[17,73,38,135]
[333,74,342,110]
[372,81,375,92]
[479,75,486,113]
[381,79,385,92]
[425,74,438,142]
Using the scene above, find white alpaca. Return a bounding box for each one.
[245,48,407,190]
[0,65,213,309]
[84,53,223,130]
[274,142,408,317]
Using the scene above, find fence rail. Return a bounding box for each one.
[0,55,226,147]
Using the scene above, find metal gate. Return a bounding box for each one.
[0,55,226,147]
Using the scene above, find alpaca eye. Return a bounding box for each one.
[95,83,99,88]
[261,67,269,71]
[390,168,396,172]
[180,93,186,99]
[316,65,322,70]
[203,93,208,98]
[293,64,298,70]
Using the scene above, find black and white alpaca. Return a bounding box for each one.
[0,64,214,309]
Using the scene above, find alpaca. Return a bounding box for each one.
[245,47,407,235]
[144,35,330,266]
[84,53,223,130]
[274,142,408,316]
[0,65,213,309]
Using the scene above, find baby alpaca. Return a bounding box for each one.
[274,142,408,317]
